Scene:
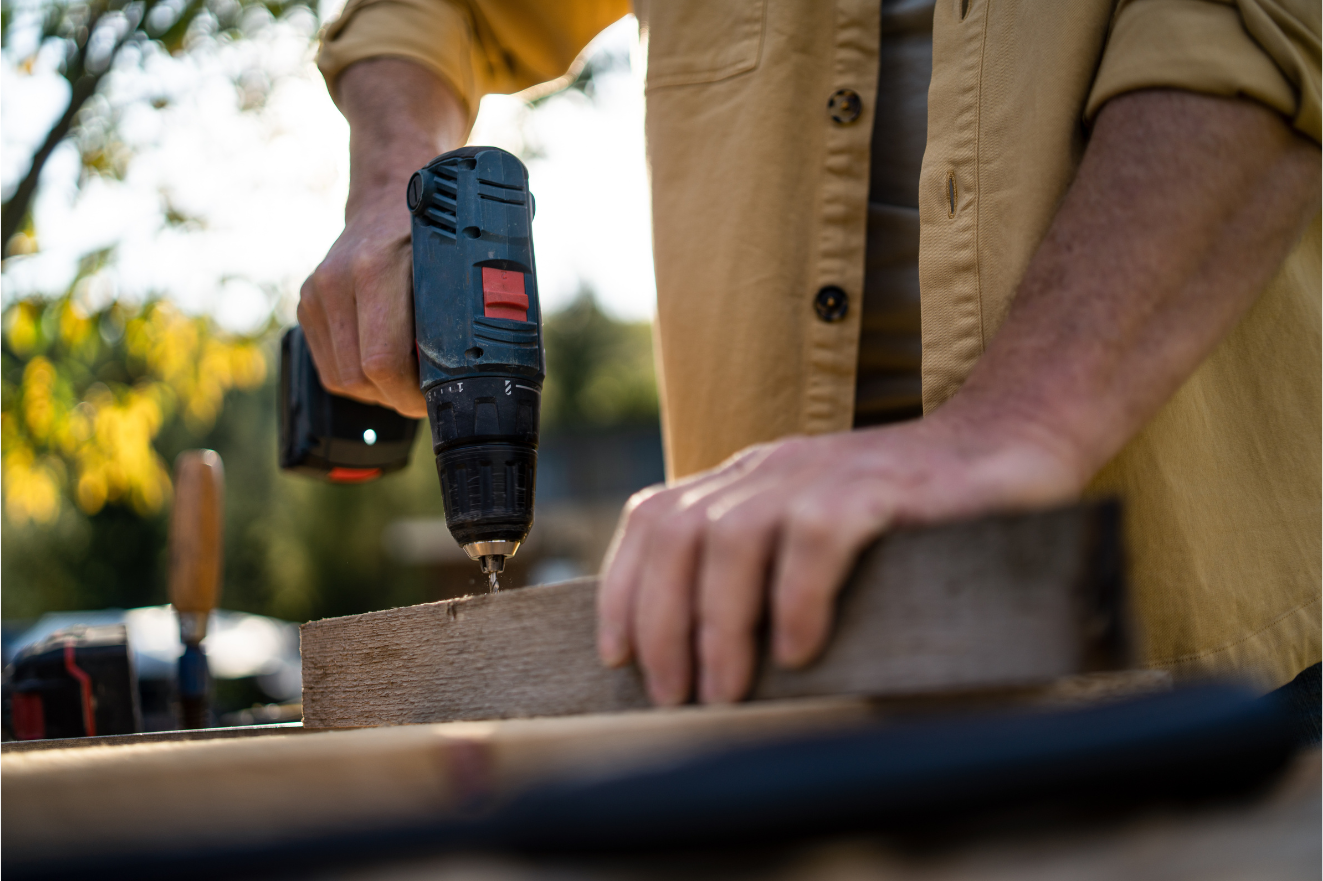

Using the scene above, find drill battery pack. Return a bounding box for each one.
[278,326,419,483]
[2,624,141,741]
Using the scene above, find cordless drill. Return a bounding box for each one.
[279,146,544,590]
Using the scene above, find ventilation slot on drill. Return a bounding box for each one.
[477,179,526,206]
[478,193,526,206]
[427,216,456,239]
[425,183,458,238]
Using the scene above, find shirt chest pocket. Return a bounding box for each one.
[641,0,766,90]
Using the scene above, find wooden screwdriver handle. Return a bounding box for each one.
[169,450,225,641]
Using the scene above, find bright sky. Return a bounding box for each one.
[0,13,656,330]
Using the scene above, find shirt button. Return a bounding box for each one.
[827,89,862,125]
[814,286,849,322]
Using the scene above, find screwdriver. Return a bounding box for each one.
[168,449,224,729]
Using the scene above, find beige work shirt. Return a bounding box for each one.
[318,0,1321,690]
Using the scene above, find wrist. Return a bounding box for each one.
[927,389,1096,499]
[339,59,466,218]
[346,174,415,224]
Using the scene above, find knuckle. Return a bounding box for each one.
[636,619,684,673]
[698,623,733,661]
[634,621,667,662]
[625,486,669,522]
[307,260,341,295]
[327,368,370,398]
[656,509,703,546]
[319,372,349,395]
[359,351,402,384]
[298,279,325,315]
[786,501,836,544]
[699,602,749,641]
[349,250,384,287]
[706,510,749,547]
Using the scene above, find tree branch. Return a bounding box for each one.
[2,72,105,257]
[2,0,152,258]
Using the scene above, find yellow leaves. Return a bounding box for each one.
[1,442,64,525]
[20,357,62,443]
[124,301,267,433]
[2,290,268,524]
[68,383,173,515]
[57,298,98,359]
[5,302,41,356]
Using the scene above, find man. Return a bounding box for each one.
[303,1,1320,714]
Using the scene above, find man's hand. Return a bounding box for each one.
[599,89,1321,706]
[599,413,1081,706]
[298,59,468,419]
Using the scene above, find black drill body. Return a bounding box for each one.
[278,146,543,587]
[410,147,544,581]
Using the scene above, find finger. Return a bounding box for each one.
[357,236,427,418]
[300,278,373,403]
[316,251,378,404]
[597,456,773,667]
[297,284,339,392]
[632,506,705,705]
[598,486,667,666]
[771,484,896,668]
[696,485,782,704]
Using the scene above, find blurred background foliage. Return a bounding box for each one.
[1,0,659,626]
[1,0,318,255]
[541,290,657,431]
[2,253,265,525]
[1,285,657,622]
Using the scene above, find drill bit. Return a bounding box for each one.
[479,554,505,593]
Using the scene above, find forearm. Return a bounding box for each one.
[946,89,1321,484]
[338,58,468,218]
[297,58,466,416]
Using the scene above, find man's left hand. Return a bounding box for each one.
[597,411,1081,706]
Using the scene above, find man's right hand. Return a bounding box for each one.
[298,58,469,419]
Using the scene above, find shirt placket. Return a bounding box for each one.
[803,0,880,435]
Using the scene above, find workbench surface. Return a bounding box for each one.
[323,750,1321,881]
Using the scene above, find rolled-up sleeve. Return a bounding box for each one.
[317,0,631,126]
[1085,0,1321,143]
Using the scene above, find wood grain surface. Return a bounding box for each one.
[0,722,307,754]
[302,504,1130,728]
[1,697,877,860]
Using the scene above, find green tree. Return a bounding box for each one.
[1,262,266,527]
[1,289,662,622]
[541,290,659,433]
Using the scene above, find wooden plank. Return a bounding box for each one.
[0,722,308,754]
[3,691,1305,875]
[330,750,1323,881]
[301,504,1130,728]
[1,697,878,861]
